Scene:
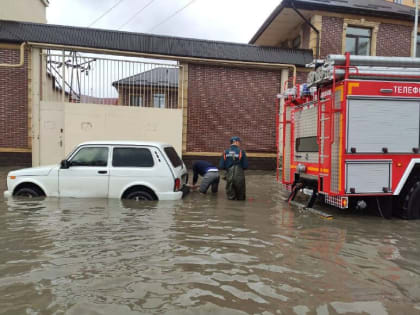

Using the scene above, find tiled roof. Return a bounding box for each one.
[113,67,179,87]
[0,20,313,66]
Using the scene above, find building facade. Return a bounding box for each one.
[3,0,416,169]
[0,1,312,169]
[386,0,416,7]
[250,0,417,85]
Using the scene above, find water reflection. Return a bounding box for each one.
[0,172,420,314]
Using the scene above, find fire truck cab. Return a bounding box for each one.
[280,53,420,219]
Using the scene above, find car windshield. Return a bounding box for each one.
[164,147,182,168]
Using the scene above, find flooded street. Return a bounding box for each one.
[1,167,420,314]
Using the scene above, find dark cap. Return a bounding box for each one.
[230,136,241,143]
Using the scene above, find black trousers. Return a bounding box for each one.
[226,164,246,200]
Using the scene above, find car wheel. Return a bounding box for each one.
[125,190,154,201]
[402,181,420,219]
[14,187,42,198]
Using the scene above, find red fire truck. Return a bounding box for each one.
[279,53,420,219]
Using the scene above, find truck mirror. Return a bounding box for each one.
[60,160,70,169]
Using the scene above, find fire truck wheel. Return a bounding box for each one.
[402,181,420,219]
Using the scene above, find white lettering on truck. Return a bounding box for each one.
[393,86,420,95]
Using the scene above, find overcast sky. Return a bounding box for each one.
[47,0,280,44]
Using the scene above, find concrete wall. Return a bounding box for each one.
[37,101,183,166]
[0,0,47,23]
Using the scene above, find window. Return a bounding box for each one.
[153,94,165,108]
[394,0,402,3]
[70,147,108,167]
[130,95,142,107]
[296,137,319,152]
[416,34,420,57]
[345,27,371,56]
[112,147,154,167]
[164,147,182,168]
[292,36,301,49]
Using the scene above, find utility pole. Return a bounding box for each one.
[414,0,419,57]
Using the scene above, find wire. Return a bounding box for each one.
[88,0,125,27]
[148,0,198,32]
[117,0,157,30]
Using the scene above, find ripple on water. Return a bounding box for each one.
[1,170,420,314]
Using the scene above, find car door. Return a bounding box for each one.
[58,146,110,198]
[108,146,169,198]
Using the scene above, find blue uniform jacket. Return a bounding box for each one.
[219,145,248,170]
[192,160,218,184]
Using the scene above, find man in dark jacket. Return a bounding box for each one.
[190,160,220,193]
[219,136,248,200]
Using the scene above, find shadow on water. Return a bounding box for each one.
[0,170,420,314]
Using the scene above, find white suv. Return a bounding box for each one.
[4,141,188,201]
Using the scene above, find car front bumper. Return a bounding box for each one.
[3,190,11,199]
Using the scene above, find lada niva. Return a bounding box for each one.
[4,141,188,201]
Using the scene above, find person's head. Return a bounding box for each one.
[230,136,241,146]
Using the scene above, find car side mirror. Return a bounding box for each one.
[60,159,70,169]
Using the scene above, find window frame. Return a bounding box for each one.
[111,146,155,168]
[68,146,110,167]
[416,33,420,58]
[295,136,319,153]
[345,26,372,56]
[153,93,166,108]
[130,95,143,107]
[164,146,183,168]
[292,36,301,49]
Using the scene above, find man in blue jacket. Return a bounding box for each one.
[219,136,248,200]
[190,160,220,194]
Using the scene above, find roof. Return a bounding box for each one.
[250,0,415,44]
[0,19,313,67]
[113,67,179,87]
[77,141,173,148]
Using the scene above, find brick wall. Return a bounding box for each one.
[0,47,29,149]
[377,23,412,57]
[187,64,281,155]
[182,155,276,171]
[320,16,344,58]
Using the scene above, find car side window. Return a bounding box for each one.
[112,147,154,167]
[70,147,109,167]
[164,147,182,168]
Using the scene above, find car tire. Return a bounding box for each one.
[402,181,420,219]
[125,190,154,201]
[14,187,43,198]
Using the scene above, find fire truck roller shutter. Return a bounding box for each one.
[345,161,391,194]
[347,99,420,153]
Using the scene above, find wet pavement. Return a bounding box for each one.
[1,167,420,314]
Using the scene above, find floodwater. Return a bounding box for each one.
[1,167,420,315]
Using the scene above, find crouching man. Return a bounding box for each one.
[190,160,220,193]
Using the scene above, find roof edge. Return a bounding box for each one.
[249,0,415,45]
[249,1,288,44]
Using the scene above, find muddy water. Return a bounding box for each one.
[1,168,420,314]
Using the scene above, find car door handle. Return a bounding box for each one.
[98,170,108,174]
